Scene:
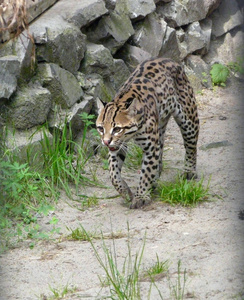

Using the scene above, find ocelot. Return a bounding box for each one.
[96,58,199,209]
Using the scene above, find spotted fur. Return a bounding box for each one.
[96,58,199,208]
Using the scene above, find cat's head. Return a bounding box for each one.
[96,97,140,152]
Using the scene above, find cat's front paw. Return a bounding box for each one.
[183,171,197,180]
[130,195,152,209]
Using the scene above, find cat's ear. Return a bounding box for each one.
[125,97,138,117]
[96,98,106,114]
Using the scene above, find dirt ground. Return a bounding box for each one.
[0,79,244,300]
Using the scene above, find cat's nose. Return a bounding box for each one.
[103,139,111,146]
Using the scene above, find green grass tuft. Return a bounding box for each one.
[156,176,211,207]
[125,142,143,169]
[145,255,169,280]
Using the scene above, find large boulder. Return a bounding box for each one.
[78,73,116,103]
[37,63,83,109]
[13,31,36,81]
[205,0,222,16]
[84,10,134,54]
[132,12,167,57]
[5,126,53,171]
[9,85,52,129]
[30,17,86,74]
[116,0,156,20]
[157,0,221,27]
[210,0,243,38]
[185,55,212,90]
[47,96,94,139]
[109,59,131,90]
[100,11,135,45]
[0,0,59,43]
[179,21,212,59]
[203,27,244,65]
[159,26,182,62]
[117,44,152,71]
[80,43,115,78]
[0,56,20,99]
[0,30,36,92]
[55,0,108,28]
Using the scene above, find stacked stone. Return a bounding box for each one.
[0,0,243,158]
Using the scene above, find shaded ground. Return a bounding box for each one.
[0,79,244,300]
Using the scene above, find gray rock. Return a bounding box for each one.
[203,27,244,65]
[154,0,172,3]
[159,26,182,62]
[132,12,167,57]
[14,31,36,81]
[0,0,59,43]
[83,19,110,43]
[102,37,127,55]
[118,44,152,71]
[0,56,20,99]
[109,59,131,90]
[0,31,35,84]
[9,85,52,129]
[210,0,243,38]
[84,74,116,102]
[102,10,135,44]
[198,18,212,55]
[5,126,53,171]
[69,98,94,137]
[116,0,156,20]
[179,21,211,58]
[104,0,117,10]
[55,0,108,28]
[37,63,83,109]
[48,97,93,139]
[30,17,86,74]
[204,0,222,16]
[76,72,94,91]
[157,0,208,27]
[80,43,115,78]
[27,0,59,23]
[185,55,212,89]
[85,10,134,54]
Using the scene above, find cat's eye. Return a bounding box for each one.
[97,126,104,133]
[113,127,123,134]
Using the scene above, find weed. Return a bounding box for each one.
[0,157,60,251]
[102,159,109,170]
[39,121,92,197]
[210,58,244,87]
[45,282,77,300]
[82,224,145,299]
[79,112,96,149]
[228,57,244,76]
[210,63,229,87]
[66,225,127,242]
[168,261,187,300]
[0,111,98,250]
[125,142,143,169]
[66,226,98,241]
[201,72,209,87]
[144,255,169,280]
[156,176,211,207]
[81,194,99,208]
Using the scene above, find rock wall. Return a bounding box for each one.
[0,0,243,156]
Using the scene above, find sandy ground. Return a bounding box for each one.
[0,79,244,300]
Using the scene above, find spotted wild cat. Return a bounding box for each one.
[96,58,199,209]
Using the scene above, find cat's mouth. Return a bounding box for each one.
[108,146,118,152]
